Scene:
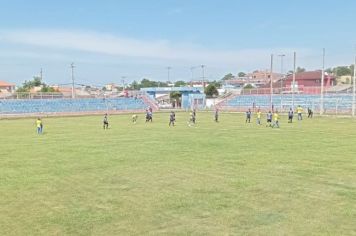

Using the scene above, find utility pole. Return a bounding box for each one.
[352,55,356,116]
[292,52,296,110]
[40,68,43,82]
[320,48,325,115]
[121,76,127,90]
[201,65,206,88]
[278,54,285,111]
[71,63,75,99]
[270,54,274,110]
[167,66,171,84]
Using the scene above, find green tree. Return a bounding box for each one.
[204,84,219,97]
[170,91,181,100]
[334,66,351,76]
[170,91,182,107]
[174,80,186,87]
[238,72,246,77]
[16,76,45,92]
[221,73,234,80]
[296,67,306,73]
[209,80,221,88]
[244,84,254,89]
[40,86,56,93]
[130,81,140,90]
[325,68,333,74]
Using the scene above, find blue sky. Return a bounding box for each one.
[0,0,355,86]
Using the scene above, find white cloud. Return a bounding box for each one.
[0,29,310,69]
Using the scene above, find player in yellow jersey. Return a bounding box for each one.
[272,111,280,128]
[297,105,303,121]
[132,114,138,124]
[36,118,43,134]
[256,109,262,125]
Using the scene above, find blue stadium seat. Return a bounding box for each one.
[0,98,147,114]
[223,94,353,111]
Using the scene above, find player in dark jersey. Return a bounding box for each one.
[288,108,294,123]
[214,108,219,122]
[308,107,313,118]
[103,113,109,129]
[246,109,251,123]
[169,111,176,126]
[266,111,272,127]
[145,110,152,122]
[192,109,196,124]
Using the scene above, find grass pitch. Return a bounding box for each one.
[1,112,356,235]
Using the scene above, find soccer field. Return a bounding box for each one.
[1,112,356,235]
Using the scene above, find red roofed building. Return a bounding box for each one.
[283,70,336,94]
[285,70,335,87]
[0,81,15,93]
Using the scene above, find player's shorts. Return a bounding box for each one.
[267,119,272,122]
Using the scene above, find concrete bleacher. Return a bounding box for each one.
[0,98,147,114]
[219,94,353,113]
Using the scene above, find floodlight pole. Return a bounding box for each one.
[320,48,325,115]
[71,62,75,99]
[278,54,285,111]
[270,54,274,110]
[201,65,206,88]
[292,52,296,110]
[352,55,356,116]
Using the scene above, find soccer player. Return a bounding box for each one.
[308,107,313,118]
[214,108,219,122]
[169,111,176,126]
[246,108,252,123]
[192,109,196,124]
[256,109,262,125]
[36,117,43,134]
[288,108,294,123]
[103,114,109,129]
[188,112,195,127]
[266,111,272,127]
[145,110,152,122]
[272,110,280,128]
[132,114,138,124]
[297,105,303,121]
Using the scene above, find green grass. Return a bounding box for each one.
[1,112,356,235]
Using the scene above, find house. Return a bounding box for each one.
[0,80,16,93]
[284,70,336,88]
[105,83,118,92]
[189,81,209,88]
[337,75,352,85]
[246,70,282,85]
[282,70,336,94]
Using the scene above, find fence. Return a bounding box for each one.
[218,85,356,116]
